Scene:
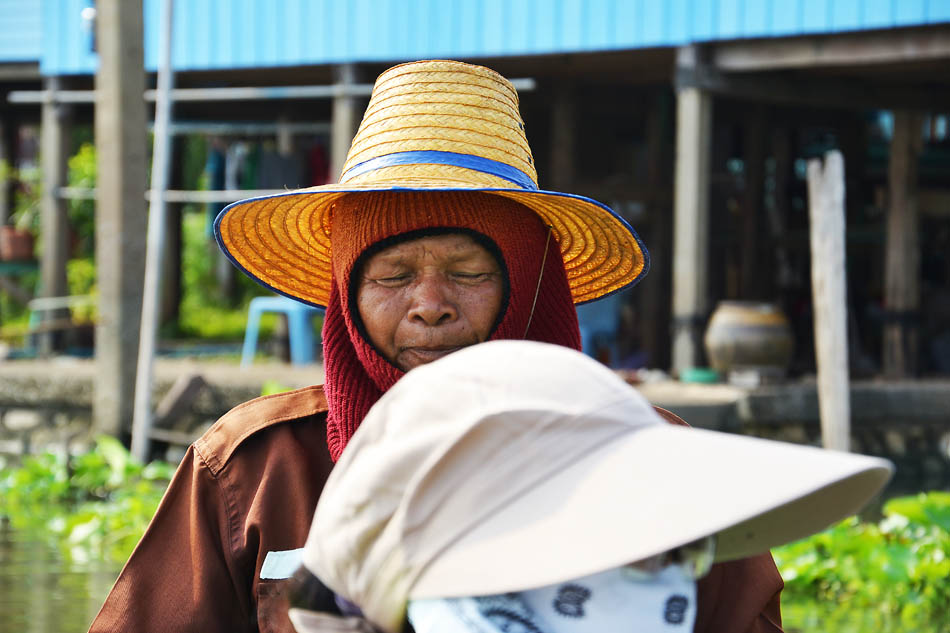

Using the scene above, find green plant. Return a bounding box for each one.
[66,143,97,257]
[0,437,174,563]
[178,209,274,340]
[67,257,97,323]
[775,491,950,630]
[7,162,42,235]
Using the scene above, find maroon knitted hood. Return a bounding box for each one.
[323,191,581,460]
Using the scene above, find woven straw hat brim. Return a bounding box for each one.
[214,183,649,308]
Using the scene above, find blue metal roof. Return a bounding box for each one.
[7,0,950,74]
[0,0,43,62]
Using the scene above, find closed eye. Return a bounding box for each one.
[372,274,412,287]
[451,272,494,282]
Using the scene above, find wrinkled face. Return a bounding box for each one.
[356,233,505,371]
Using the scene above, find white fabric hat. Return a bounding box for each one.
[303,340,893,633]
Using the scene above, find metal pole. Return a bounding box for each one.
[131,0,174,462]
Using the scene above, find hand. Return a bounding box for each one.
[288,608,384,633]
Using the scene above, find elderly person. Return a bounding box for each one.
[90,60,780,633]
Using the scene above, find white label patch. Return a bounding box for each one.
[260,548,304,580]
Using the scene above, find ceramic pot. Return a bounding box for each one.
[0,226,35,261]
[703,301,793,376]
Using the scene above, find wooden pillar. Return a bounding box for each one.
[806,151,850,451]
[640,90,672,369]
[549,82,575,190]
[39,77,72,356]
[94,0,147,437]
[160,137,182,326]
[330,64,360,182]
[0,113,14,226]
[671,47,713,372]
[883,111,923,378]
[740,105,767,299]
[767,123,792,295]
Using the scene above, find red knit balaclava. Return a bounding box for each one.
[323,191,581,460]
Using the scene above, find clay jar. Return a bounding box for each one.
[703,301,794,378]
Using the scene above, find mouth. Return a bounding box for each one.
[396,346,464,370]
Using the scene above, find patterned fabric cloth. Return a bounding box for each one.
[408,564,697,633]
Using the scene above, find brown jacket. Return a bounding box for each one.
[88,385,783,633]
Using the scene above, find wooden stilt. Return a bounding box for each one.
[550,82,575,191]
[330,64,360,181]
[94,0,147,437]
[883,111,922,378]
[806,150,850,451]
[39,77,71,356]
[672,47,713,373]
[740,106,767,299]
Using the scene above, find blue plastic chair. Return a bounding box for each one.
[241,295,324,366]
[576,291,624,365]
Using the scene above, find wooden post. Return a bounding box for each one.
[549,82,575,190]
[94,0,147,438]
[641,90,672,369]
[672,46,713,373]
[0,114,13,226]
[39,77,71,356]
[883,111,922,378]
[330,64,360,181]
[740,106,767,299]
[806,150,850,451]
[160,137,183,326]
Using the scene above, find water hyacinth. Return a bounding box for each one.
[0,436,174,563]
[774,492,950,632]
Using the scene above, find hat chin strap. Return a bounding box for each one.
[523,227,553,339]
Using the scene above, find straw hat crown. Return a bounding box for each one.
[214,59,649,307]
[341,60,538,189]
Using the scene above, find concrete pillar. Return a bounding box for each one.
[94,0,147,437]
[883,111,922,378]
[671,48,713,373]
[39,76,71,356]
[330,64,360,182]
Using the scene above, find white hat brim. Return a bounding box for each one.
[410,423,892,599]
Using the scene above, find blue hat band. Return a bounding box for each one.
[341,151,538,191]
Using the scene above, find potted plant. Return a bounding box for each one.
[0,161,39,262]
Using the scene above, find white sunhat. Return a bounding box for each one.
[302,340,893,633]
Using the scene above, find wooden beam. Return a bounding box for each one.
[711,26,950,71]
[883,111,923,379]
[676,64,950,110]
[0,63,40,81]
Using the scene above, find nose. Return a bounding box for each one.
[407,274,457,326]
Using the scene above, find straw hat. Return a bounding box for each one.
[214,60,648,308]
[303,340,893,633]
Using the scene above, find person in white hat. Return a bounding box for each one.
[91,60,781,633]
[287,341,892,633]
